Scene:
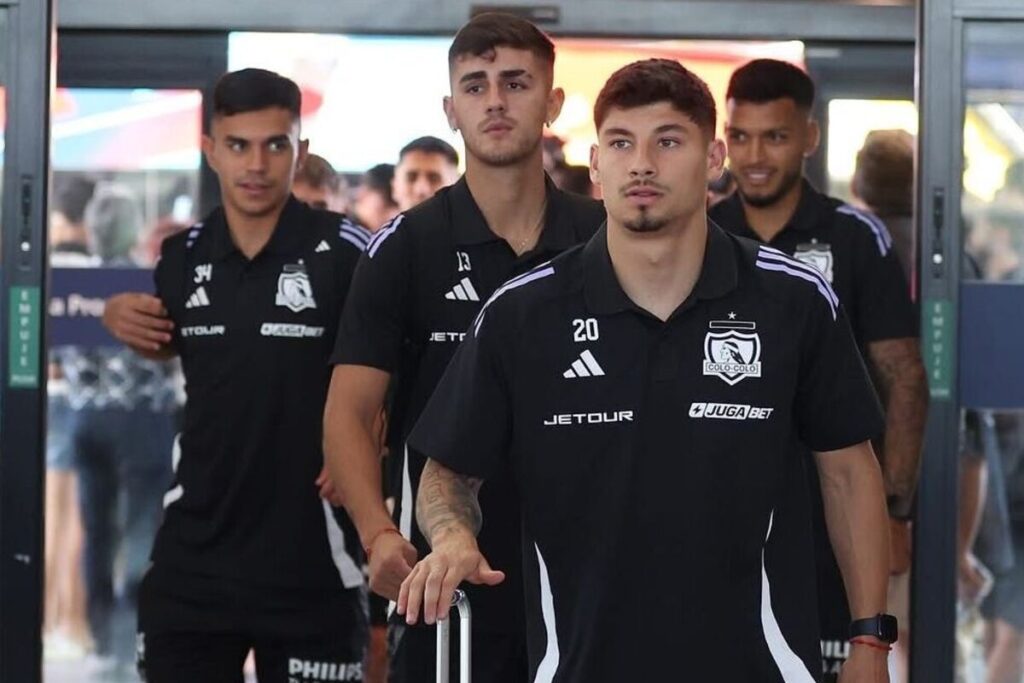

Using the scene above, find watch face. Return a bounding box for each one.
[851,614,899,643]
[879,614,899,642]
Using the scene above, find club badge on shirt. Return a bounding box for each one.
[793,242,834,283]
[276,262,317,313]
[703,317,762,386]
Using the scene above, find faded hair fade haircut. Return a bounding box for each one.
[212,68,302,120]
[400,136,460,167]
[449,12,555,73]
[594,59,717,138]
[726,59,815,111]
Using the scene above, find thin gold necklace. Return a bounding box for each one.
[512,199,547,254]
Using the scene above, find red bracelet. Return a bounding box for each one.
[850,638,892,652]
[364,527,403,558]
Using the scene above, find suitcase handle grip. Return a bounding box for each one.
[436,589,472,683]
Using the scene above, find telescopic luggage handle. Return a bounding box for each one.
[436,589,471,683]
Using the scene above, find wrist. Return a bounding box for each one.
[430,523,477,550]
[887,494,914,520]
[850,613,899,644]
[850,636,892,654]
[360,519,400,554]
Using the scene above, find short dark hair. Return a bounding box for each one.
[362,164,397,207]
[449,12,555,73]
[295,154,342,192]
[594,59,716,138]
[399,136,460,167]
[726,59,815,111]
[53,175,97,224]
[212,68,301,119]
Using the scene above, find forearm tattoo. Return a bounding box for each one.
[417,459,483,547]
[869,337,929,504]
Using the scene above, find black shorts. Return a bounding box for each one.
[138,565,368,682]
[387,617,526,683]
[137,629,365,683]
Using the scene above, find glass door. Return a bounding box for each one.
[955,21,1024,683]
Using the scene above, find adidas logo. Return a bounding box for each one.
[315,240,331,253]
[444,277,480,302]
[563,350,605,378]
[185,286,211,309]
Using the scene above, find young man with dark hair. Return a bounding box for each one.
[323,13,604,682]
[101,68,371,683]
[392,136,460,212]
[709,58,927,680]
[398,57,893,683]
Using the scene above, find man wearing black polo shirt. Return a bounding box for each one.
[399,59,894,683]
[102,69,369,683]
[322,13,604,683]
[709,59,927,678]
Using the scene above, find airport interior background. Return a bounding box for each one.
[1,0,1024,680]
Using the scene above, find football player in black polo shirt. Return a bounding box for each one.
[102,69,369,683]
[323,13,603,683]
[399,59,895,683]
[708,59,928,679]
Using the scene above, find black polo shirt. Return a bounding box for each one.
[331,176,604,633]
[408,222,884,682]
[146,197,368,635]
[710,180,916,348]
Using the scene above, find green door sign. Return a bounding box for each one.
[9,286,41,388]
[922,298,953,401]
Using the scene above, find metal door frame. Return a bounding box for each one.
[0,0,53,680]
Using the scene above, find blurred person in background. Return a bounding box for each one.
[391,136,460,212]
[353,163,399,232]
[966,160,1024,283]
[851,130,916,292]
[68,182,178,678]
[557,164,595,198]
[707,166,737,208]
[45,175,98,662]
[979,412,1024,683]
[294,153,351,213]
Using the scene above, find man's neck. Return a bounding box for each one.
[740,180,803,244]
[606,213,707,322]
[223,200,287,260]
[464,149,547,254]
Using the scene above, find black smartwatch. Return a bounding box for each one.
[850,613,899,643]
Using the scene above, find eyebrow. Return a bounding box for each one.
[653,123,688,134]
[602,123,689,137]
[459,71,487,84]
[725,125,789,134]
[224,134,291,145]
[499,69,529,80]
[458,68,532,84]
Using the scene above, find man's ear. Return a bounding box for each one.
[589,143,600,186]
[546,87,566,127]
[805,118,821,158]
[443,96,458,132]
[707,137,727,178]
[297,139,310,167]
[201,134,216,172]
